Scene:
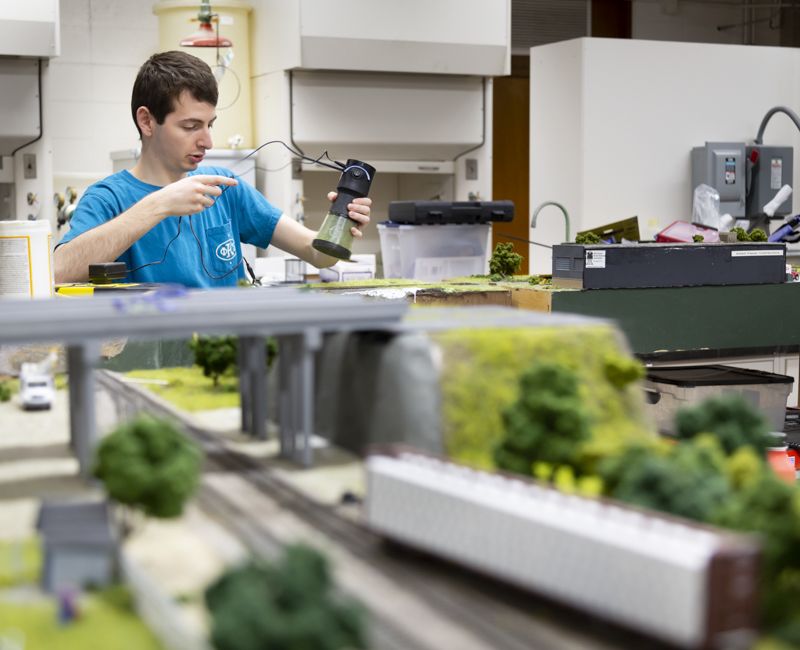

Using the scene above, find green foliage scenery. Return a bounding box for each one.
[189,336,238,387]
[0,589,164,650]
[732,226,768,242]
[125,335,280,411]
[488,242,523,280]
[436,325,649,470]
[494,363,590,477]
[125,367,239,411]
[675,393,772,455]
[575,231,601,244]
[189,335,278,388]
[206,544,367,650]
[0,538,41,588]
[492,358,800,646]
[0,540,162,650]
[93,414,202,519]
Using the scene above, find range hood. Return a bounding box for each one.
[290,70,485,166]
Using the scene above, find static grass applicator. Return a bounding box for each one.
[312,159,376,260]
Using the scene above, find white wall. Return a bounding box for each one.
[51,0,158,197]
[529,37,800,274]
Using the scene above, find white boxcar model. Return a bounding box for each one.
[365,449,760,649]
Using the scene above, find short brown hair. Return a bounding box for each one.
[131,51,218,137]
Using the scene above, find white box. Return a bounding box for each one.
[377,223,491,281]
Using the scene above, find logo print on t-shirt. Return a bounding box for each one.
[216,239,236,262]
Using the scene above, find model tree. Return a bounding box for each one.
[190,335,238,387]
[603,434,731,523]
[674,393,772,455]
[494,361,591,476]
[205,544,367,650]
[191,336,279,387]
[93,413,202,519]
[488,242,523,279]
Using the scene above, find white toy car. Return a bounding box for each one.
[19,365,54,411]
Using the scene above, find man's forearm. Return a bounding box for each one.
[270,215,340,270]
[54,194,166,283]
[304,244,339,269]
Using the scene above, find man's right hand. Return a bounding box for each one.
[153,175,238,217]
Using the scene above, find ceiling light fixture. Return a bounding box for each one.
[179,0,232,48]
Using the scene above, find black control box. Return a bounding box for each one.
[553,242,786,289]
[388,200,514,225]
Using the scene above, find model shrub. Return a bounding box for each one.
[602,434,731,523]
[575,231,601,244]
[93,414,202,519]
[674,393,771,455]
[602,354,644,390]
[732,226,768,242]
[488,242,523,279]
[494,362,591,477]
[206,544,367,650]
[597,394,800,644]
[0,380,11,402]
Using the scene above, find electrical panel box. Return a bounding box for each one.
[746,145,793,218]
[691,142,746,217]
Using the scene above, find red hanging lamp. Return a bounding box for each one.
[180,0,232,48]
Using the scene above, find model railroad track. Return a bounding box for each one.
[96,370,673,650]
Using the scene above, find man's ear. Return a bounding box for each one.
[135,106,156,137]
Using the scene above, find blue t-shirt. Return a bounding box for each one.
[58,166,282,288]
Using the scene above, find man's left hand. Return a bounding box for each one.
[327,192,371,238]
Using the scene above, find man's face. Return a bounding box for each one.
[150,89,217,175]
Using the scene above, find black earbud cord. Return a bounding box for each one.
[128,140,345,283]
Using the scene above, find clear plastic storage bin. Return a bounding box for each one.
[377,223,491,281]
[644,365,793,434]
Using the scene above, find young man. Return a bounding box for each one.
[54,51,371,288]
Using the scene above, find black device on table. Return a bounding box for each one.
[388,200,514,225]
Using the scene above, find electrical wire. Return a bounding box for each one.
[128,216,184,274]
[188,213,245,281]
[128,140,346,285]
[230,140,343,176]
[214,63,241,111]
[218,141,345,200]
[494,231,553,250]
[10,59,43,157]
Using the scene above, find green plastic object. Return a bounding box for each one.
[313,159,375,260]
[314,211,356,260]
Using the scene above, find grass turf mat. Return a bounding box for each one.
[124,367,239,412]
[0,586,164,650]
[0,539,41,589]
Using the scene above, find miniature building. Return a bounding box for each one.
[36,500,118,593]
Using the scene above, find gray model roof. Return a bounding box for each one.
[37,500,116,547]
